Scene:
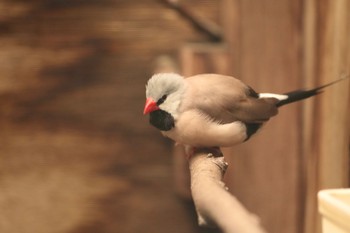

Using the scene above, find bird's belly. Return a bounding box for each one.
[161,120,248,148]
[161,128,203,147]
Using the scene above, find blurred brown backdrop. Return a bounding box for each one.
[0,1,349,233]
[0,1,220,233]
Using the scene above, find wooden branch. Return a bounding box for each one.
[188,148,268,233]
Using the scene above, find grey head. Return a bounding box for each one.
[146,73,186,118]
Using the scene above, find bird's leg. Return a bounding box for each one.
[205,147,223,157]
[184,145,196,159]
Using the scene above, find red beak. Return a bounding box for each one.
[143,98,160,114]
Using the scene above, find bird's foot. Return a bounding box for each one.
[184,145,195,159]
[184,146,223,159]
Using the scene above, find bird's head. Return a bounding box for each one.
[143,73,186,117]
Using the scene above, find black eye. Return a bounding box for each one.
[157,94,167,105]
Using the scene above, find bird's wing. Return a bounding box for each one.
[181,74,279,123]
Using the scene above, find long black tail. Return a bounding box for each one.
[276,75,349,107]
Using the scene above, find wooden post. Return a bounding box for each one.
[303,0,350,232]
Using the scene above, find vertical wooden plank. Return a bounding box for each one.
[220,0,241,76]
[302,1,320,232]
[180,43,230,76]
[317,0,350,188]
[303,0,350,232]
[222,1,304,233]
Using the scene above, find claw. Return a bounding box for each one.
[184,146,223,159]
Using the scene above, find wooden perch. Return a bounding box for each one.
[188,148,268,233]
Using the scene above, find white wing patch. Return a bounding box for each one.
[258,93,288,101]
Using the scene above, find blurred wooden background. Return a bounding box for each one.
[0,1,220,233]
[0,1,349,233]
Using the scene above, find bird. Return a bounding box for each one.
[143,73,347,148]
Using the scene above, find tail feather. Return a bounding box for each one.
[276,75,349,107]
[276,88,322,107]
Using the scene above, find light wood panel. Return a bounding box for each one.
[303,0,350,232]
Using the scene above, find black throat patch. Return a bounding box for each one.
[149,109,175,131]
[244,123,262,141]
